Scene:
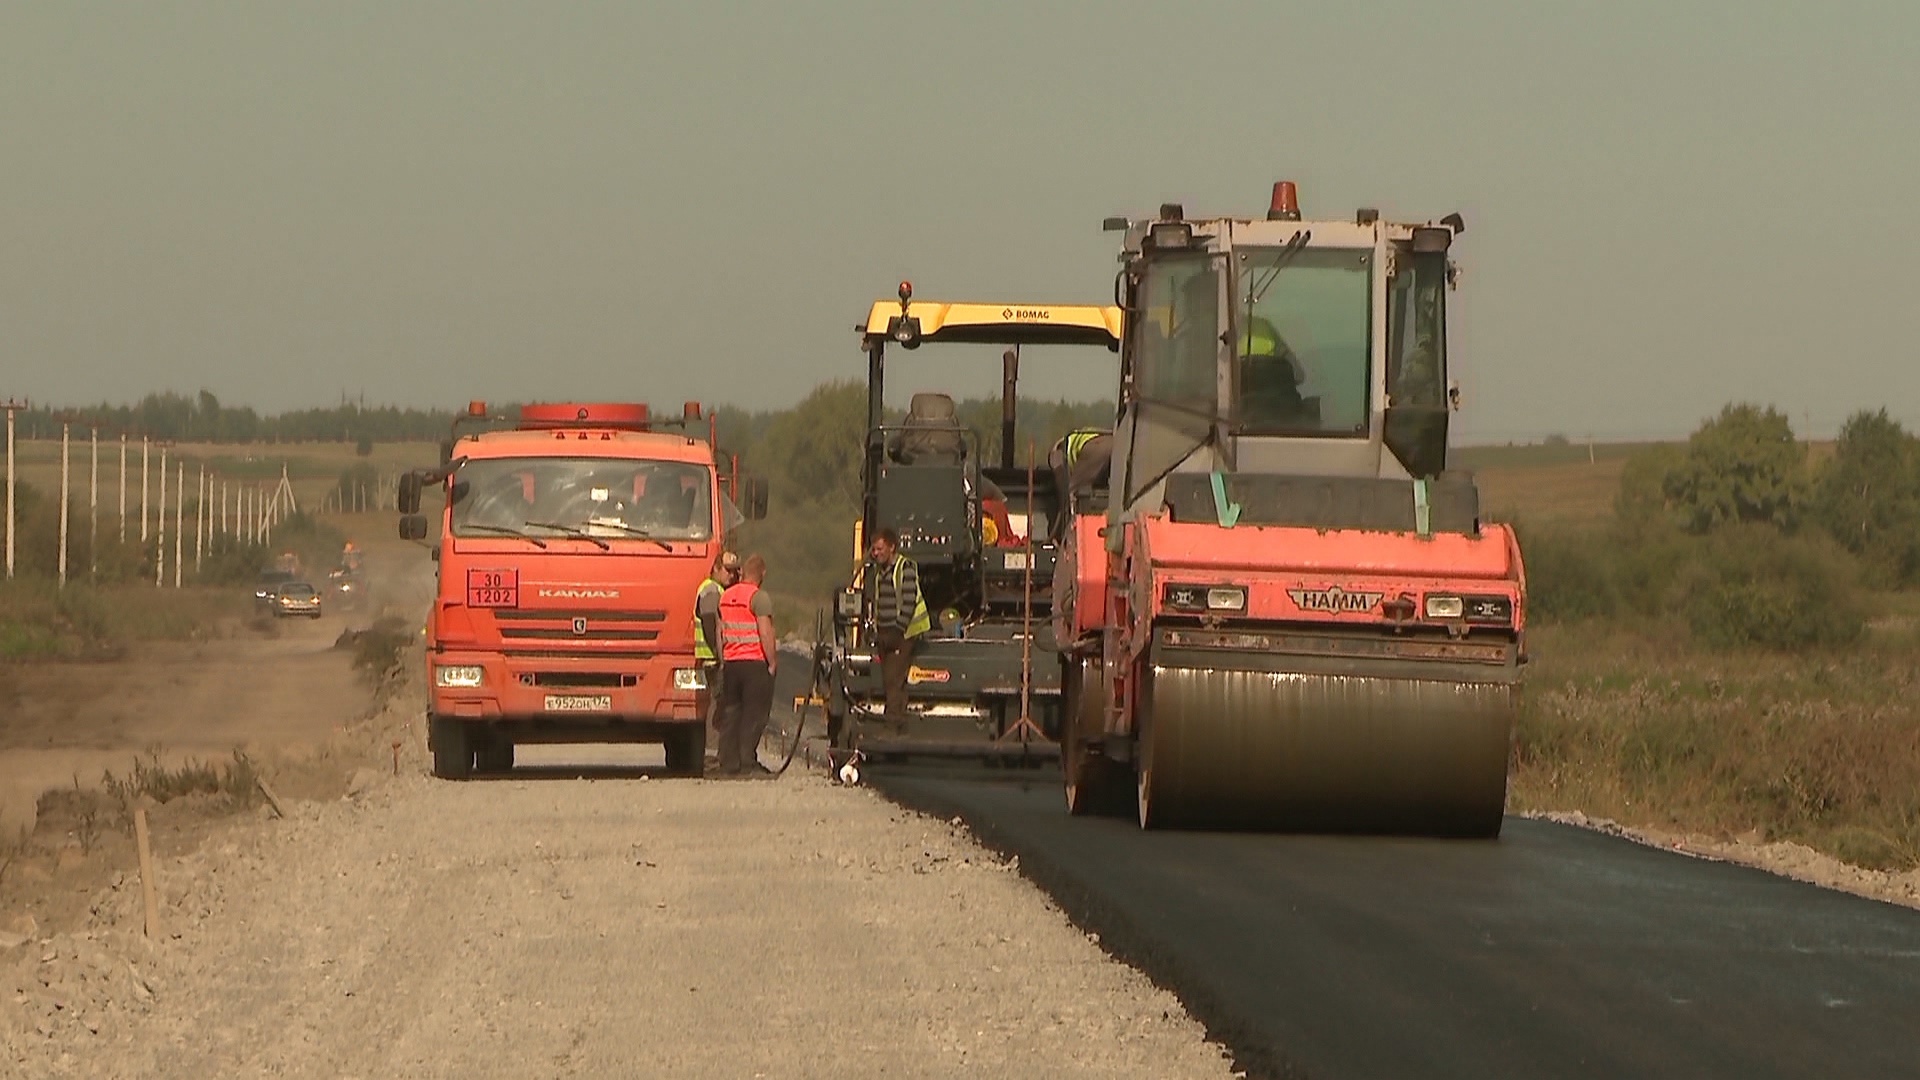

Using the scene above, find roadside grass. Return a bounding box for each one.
[334,615,413,682]
[0,580,251,660]
[1511,621,1920,871]
[100,748,261,812]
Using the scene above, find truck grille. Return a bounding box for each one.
[493,609,667,643]
[515,671,634,688]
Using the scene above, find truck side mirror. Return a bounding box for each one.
[745,477,770,521]
[437,439,454,469]
[398,514,429,541]
[397,472,423,515]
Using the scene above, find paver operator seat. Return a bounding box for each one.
[887,392,967,466]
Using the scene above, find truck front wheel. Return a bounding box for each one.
[429,716,474,780]
[664,725,706,777]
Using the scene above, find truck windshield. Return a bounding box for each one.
[1236,246,1371,436]
[450,457,715,543]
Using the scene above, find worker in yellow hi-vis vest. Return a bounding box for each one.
[692,549,740,763]
[868,527,930,730]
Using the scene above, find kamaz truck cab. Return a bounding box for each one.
[822,285,1122,770]
[398,401,766,779]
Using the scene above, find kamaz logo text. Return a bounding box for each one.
[538,588,621,599]
[1287,586,1384,614]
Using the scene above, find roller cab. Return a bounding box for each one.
[1060,186,1527,835]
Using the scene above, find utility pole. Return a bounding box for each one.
[58,420,70,588]
[195,465,206,573]
[3,398,24,581]
[118,432,128,544]
[89,425,99,579]
[173,460,184,589]
[155,446,167,587]
[140,436,150,544]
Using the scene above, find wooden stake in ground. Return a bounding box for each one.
[133,807,159,939]
[255,776,286,819]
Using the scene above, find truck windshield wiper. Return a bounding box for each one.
[583,520,673,551]
[523,520,612,551]
[462,523,547,548]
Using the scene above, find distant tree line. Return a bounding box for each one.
[9,391,462,444]
[1526,403,1920,647]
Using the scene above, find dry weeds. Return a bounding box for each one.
[1511,623,1920,870]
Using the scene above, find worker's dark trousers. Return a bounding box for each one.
[698,661,723,760]
[716,658,775,773]
[876,629,915,728]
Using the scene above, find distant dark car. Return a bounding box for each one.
[253,570,295,613]
[272,581,323,619]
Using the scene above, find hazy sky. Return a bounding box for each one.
[4,1,1916,441]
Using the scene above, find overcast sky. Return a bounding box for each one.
[4,1,1915,441]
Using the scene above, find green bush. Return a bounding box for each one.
[1810,409,1920,587]
[1679,527,1865,649]
[1662,403,1808,533]
[1520,518,1866,650]
[1514,520,1619,621]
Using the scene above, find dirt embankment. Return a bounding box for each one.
[1,551,1233,1077]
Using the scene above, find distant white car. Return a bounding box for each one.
[273,581,323,619]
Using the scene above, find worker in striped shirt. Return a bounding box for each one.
[868,527,929,730]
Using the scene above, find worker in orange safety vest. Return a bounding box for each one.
[715,553,778,776]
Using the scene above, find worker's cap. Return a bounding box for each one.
[720,551,741,571]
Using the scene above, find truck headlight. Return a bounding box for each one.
[1424,595,1465,619]
[673,667,706,691]
[435,665,484,688]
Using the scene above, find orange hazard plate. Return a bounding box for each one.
[467,569,518,608]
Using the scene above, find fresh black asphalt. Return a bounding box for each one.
[875,770,1920,1080]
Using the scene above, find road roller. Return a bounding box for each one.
[1052,182,1527,835]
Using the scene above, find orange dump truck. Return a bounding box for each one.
[398,402,766,778]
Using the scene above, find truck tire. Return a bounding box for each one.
[665,725,706,777]
[475,730,513,774]
[429,716,474,780]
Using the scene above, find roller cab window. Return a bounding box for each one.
[1124,254,1220,504]
[1233,247,1372,438]
[1383,249,1450,478]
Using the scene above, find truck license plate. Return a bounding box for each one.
[543,694,611,712]
[1003,552,1028,570]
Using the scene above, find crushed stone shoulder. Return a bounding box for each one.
[4,766,1235,1079]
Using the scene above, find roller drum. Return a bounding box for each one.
[1138,665,1514,836]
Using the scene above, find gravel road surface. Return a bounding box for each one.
[879,772,1920,1080]
[3,756,1234,1078]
